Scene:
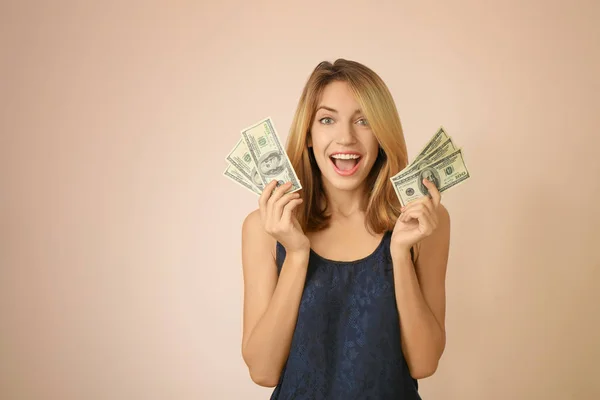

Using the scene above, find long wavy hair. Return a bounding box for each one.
[286,59,410,234]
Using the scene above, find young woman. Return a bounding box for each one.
[240,59,451,399]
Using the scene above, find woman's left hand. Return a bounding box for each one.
[391,179,442,258]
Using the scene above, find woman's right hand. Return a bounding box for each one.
[258,180,309,255]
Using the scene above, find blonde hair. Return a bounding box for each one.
[287,59,409,234]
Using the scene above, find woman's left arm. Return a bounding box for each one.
[390,181,451,379]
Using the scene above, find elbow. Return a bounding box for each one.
[242,348,280,387]
[249,370,280,387]
[408,336,445,379]
[408,360,439,380]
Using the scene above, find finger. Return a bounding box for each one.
[273,192,301,221]
[404,208,434,231]
[402,201,433,222]
[259,180,280,224]
[266,182,294,229]
[400,208,420,223]
[401,199,436,227]
[409,205,439,231]
[401,193,432,209]
[267,181,292,208]
[413,196,439,226]
[419,196,435,218]
[403,203,434,222]
[281,198,303,224]
[423,178,441,208]
[400,202,421,222]
[259,180,279,214]
[401,208,420,223]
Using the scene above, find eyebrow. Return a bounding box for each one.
[316,106,362,115]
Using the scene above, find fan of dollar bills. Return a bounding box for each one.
[224,117,470,206]
[390,126,471,206]
[223,117,302,196]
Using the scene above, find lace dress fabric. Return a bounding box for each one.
[270,231,421,400]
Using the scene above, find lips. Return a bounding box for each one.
[329,152,362,176]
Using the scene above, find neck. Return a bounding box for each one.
[321,181,367,218]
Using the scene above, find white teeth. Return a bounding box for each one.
[330,154,360,160]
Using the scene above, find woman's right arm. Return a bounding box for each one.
[241,181,310,387]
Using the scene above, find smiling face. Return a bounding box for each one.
[309,80,380,193]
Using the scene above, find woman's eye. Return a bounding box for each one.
[357,118,369,126]
[319,117,334,124]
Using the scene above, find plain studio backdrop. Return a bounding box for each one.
[1,1,600,399]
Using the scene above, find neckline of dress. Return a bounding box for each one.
[308,231,390,265]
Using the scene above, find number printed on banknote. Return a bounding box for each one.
[240,117,302,193]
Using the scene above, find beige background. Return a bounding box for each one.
[2,1,600,399]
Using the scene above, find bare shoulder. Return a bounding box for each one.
[437,203,450,222]
[242,208,262,236]
[242,208,277,264]
[414,203,450,265]
[435,203,451,237]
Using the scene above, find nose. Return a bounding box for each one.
[335,122,357,146]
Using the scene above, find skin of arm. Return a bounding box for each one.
[240,209,310,387]
[391,204,451,379]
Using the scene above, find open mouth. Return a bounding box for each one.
[329,153,362,176]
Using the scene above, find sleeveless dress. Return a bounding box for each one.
[270,230,421,400]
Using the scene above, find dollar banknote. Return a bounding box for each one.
[410,126,451,166]
[392,137,457,183]
[240,117,302,193]
[391,147,470,206]
[222,164,262,195]
[225,138,266,192]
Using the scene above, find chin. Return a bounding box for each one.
[323,176,365,192]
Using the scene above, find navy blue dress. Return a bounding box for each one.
[270,231,421,399]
